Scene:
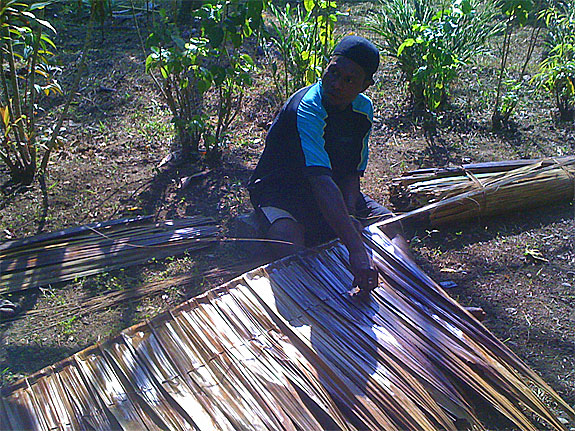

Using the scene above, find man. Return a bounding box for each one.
[248,35,407,294]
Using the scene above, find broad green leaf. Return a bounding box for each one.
[36,18,56,34]
[21,10,36,19]
[160,66,168,79]
[145,55,155,73]
[304,0,315,12]
[29,2,53,10]
[461,0,473,15]
[240,53,254,66]
[211,65,226,86]
[40,34,56,49]
[206,25,224,47]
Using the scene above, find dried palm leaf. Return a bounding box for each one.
[2,262,259,329]
[389,156,575,226]
[1,225,573,430]
[0,216,219,293]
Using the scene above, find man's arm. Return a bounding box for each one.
[308,175,376,291]
[337,174,361,216]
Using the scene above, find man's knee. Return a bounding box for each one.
[356,193,394,227]
[266,218,305,258]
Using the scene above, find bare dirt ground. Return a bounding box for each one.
[0,3,574,425]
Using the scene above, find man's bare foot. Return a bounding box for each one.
[465,306,486,322]
[0,299,21,319]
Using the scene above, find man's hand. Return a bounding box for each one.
[349,249,378,299]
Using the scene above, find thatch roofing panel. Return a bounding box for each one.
[1,225,574,430]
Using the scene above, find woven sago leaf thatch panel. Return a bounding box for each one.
[1,225,573,430]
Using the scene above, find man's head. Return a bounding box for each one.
[322,35,380,111]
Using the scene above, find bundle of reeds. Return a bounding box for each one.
[1,224,573,430]
[389,156,575,226]
[0,216,219,293]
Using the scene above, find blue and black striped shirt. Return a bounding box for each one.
[249,81,373,202]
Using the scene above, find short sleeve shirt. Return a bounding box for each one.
[249,81,373,204]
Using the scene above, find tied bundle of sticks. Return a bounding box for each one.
[389,156,575,226]
[0,216,219,294]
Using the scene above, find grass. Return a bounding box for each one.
[129,107,174,141]
[0,367,18,388]
[59,316,78,336]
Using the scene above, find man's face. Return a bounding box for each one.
[322,55,371,111]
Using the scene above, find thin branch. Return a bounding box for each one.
[39,12,95,174]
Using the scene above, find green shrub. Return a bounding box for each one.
[264,0,339,101]
[145,14,211,156]
[145,0,267,160]
[366,0,500,111]
[491,0,543,130]
[0,1,61,185]
[533,3,575,121]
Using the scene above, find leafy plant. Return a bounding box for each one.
[0,0,62,185]
[205,51,256,156]
[264,0,339,101]
[396,20,460,111]
[491,0,543,130]
[198,0,264,157]
[366,0,499,111]
[144,0,267,161]
[145,17,210,157]
[532,3,575,121]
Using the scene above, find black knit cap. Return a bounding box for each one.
[333,35,380,79]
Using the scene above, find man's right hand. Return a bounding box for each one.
[349,249,378,297]
[307,175,377,296]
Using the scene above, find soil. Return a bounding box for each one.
[1,2,574,425]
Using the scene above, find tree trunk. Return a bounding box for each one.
[12,160,36,186]
[558,107,574,122]
[176,126,200,159]
[491,111,504,131]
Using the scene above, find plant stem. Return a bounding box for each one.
[502,20,542,123]
[39,11,95,174]
[26,12,45,177]
[492,19,513,128]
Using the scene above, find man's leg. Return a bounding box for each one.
[356,193,411,256]
[255,206,306,259]
[266,218,305,258]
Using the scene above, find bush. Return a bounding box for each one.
[145,0,266,160]
[0,1,62,185]
[264,0,339,101]
[533,3,575,121]
[366,0,500,111]
[145,14,210,156]
[491,0,543,130]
